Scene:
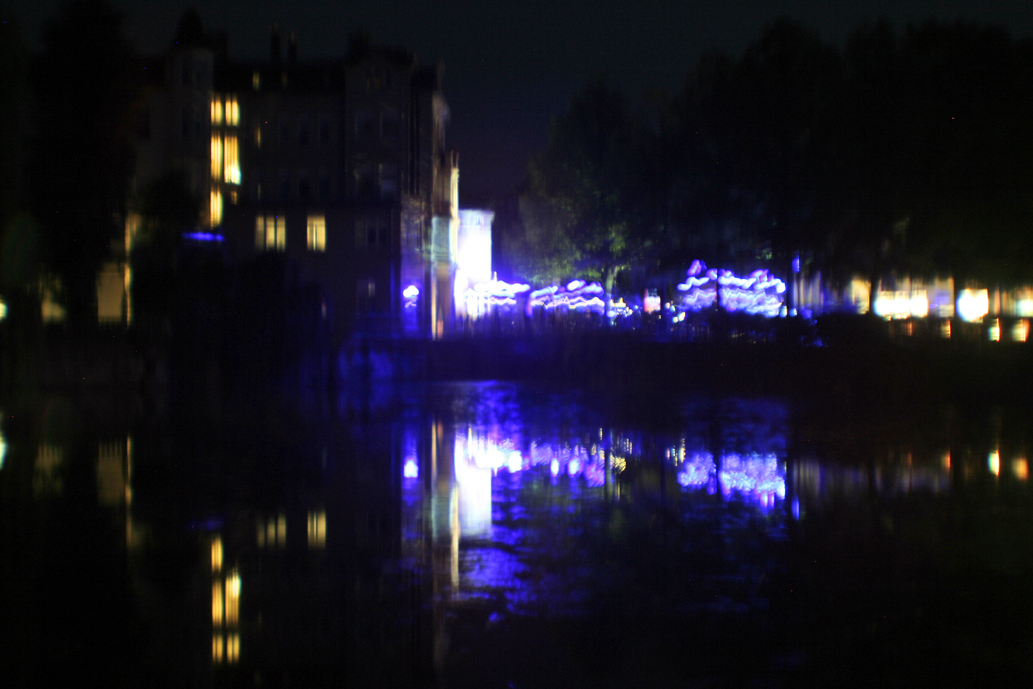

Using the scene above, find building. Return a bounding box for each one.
[122,11,464,340]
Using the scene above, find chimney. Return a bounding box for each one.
[270,24,281,63]
[288,31,297,63]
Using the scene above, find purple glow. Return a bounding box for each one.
[403,458,419,479]
[183,231,224,242]
[530,281,607,315]
[676,263,786,317]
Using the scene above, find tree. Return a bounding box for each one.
[519,81,649,303]
[30,0,141,330]
[130,171,198,336]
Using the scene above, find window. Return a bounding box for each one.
[355,110,374,140]
[355,214,389,249]
[252,70,261,91]
[381,110,400,140]
[255,215,286,251]
[379,163,398,200]
[211,98,223,125]
[211,135,222,180]
[308,511,326,548]
[254,124,261,149]
[223,136,239,184]
[307,214,326,252]
[354,163,375,199]
[226,97,239,126]
[210,190,223,227]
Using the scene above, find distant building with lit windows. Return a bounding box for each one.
[123,11,465,339]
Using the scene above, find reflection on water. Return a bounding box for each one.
[3,384,1033,686]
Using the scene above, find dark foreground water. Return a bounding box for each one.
[2,381,1033,688]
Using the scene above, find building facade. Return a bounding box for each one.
[126,13,461,340]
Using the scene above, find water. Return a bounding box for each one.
[2,383,1032,687]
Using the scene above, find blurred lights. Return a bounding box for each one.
[957,289,989,323]
[308,511,326,548]
[403,457,419,478]
[989,451,1001,476]
[1013,458,1028,481]
[1012,320,1028,342]
[211,536,223,573]
[989,318,1000,342]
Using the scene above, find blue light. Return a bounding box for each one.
[403,458,419,479]
[183,231,224,242]
[402,285,420,299]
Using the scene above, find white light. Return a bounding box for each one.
[909,291,928,318]
[957,289,989,323]
[989,450,1001,475]
[403,458,419,478]
[1012,320,1028,342]
[402,285,419,299]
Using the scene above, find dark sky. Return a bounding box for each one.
[10,0,1033,200]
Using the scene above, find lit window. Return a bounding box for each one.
[227,97,239,126]
[255,215,286,251]
[210,135,222,181]
[211,536,223,573]
[210,189,222,227]
[223,136,240,184]
[224,570,240,625]
[308,510,326,547]
[227,633,240,663]
[254,125,261,148]
[212,579,224,625]
[252,71,261,90]
[307,214,326,252]
[212,634,224,662]
[211,97,223,125]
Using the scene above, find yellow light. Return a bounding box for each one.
[227,97,239,126]
[989,451,1001,476]
[212,98,223,125]
[277,514,286,545]
[0,298,6,320]
[210,135,222,181]
[225,571,240,625]
[1012,319,1028,342]
[1013,458,1028,481]
[210,189,222,227]
[223,135,240,184]
[212,580,224,626]
[307,214,326,252]
[989,318,1000,342]
[211,536,223,573]
[308,510,327,547]
[227,633,240,663]
[212,634,224,662]
[942,451,951,470]
[254,124,261,148]
[941,320,951,338]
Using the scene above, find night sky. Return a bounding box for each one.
[10,0,1033,201]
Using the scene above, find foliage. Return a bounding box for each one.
[30,0,141,329]
[518,81,651,296]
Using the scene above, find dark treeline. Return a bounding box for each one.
[499,18,1033,307]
